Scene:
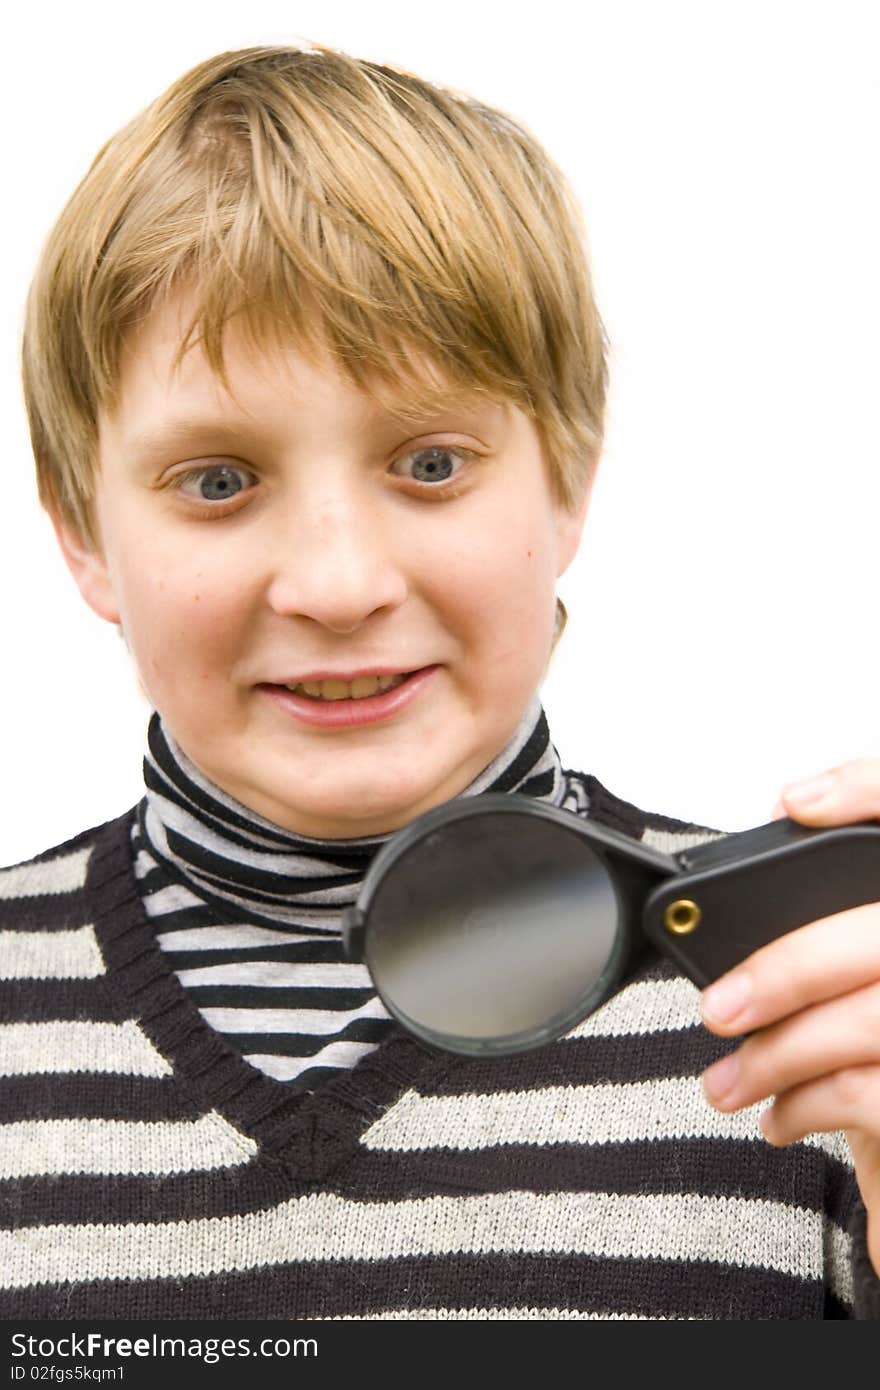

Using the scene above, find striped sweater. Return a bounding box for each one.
[133,698,588,1090]
[2,778,879,1319]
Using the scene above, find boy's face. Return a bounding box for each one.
[56,293,591,839]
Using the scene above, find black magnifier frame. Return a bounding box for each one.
[342,792,880,1058]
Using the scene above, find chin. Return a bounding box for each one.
[247,781,430,840]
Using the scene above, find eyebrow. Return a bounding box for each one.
[124,400,501,460]
[125,420,254,459]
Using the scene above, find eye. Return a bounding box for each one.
[175,463,257,503]
[390,445,470,486]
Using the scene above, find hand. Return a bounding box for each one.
[698,757,880,1277]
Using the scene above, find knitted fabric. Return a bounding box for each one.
[2,767,879,1318]
[134,697,589,1088]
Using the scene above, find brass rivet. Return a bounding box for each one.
[664,898,701,935]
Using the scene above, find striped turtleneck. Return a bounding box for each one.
[132,695,590,1090]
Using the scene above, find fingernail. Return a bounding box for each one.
[783,772,834,806]
[703,1052,740,1104]
[701,972,752,1026]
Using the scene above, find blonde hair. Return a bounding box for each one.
[21,40,608,554]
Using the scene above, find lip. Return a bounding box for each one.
[271,666,422,685]
[258,665,440,729]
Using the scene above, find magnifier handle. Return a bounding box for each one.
[642,817,880,988]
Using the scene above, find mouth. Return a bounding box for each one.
[258,667,438,729]
[278,672,416,703]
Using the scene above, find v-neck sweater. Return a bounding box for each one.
[2,780,879,1320]
[132,698,591,1090]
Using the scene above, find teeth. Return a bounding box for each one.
[322,679,357,701]
[284,673,410,701]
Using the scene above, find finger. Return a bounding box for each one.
[700,901,880,1036]
[760,1071,880,1282]
[848,1129,880,1215]
[763,1091,880,1279]
[702,979,880,1112]
[780,755,880,826]
[758,1065,880,1148]
[847,1130,880,1281]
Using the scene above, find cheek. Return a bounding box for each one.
[113,544,252,685]
[437,524,557,659]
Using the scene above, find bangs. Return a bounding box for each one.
[103,57,542,424]
[23,43,607,545]
[155,275,517,434]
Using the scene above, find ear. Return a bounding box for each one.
[50,513,122,625]
[554,464,598,578]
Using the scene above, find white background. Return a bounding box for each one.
[2,0,878,865]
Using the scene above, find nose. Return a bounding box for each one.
[264,489,409,634]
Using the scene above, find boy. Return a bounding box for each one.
[3,40,880,1320]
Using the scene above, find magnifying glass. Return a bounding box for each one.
[342,794,880,1057]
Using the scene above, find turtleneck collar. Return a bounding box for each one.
[137,695,573,927]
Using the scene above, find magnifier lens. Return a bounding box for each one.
[365,810,623,1055]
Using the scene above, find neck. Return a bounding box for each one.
[136,696,568,926]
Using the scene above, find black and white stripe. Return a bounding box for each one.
[134,696,587,1088]
[2,770,877,1318]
